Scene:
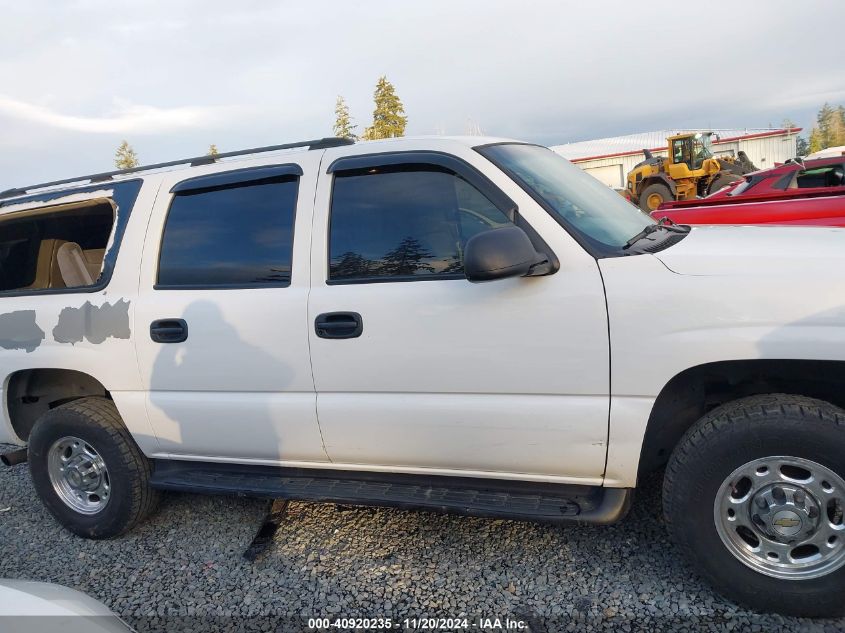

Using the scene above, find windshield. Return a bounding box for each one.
[479,143,653,253]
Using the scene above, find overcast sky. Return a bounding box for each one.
[1,0,843,189]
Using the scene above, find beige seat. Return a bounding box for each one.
[24,239,67,289]
[57,242,95,288]
[82,248,106,280]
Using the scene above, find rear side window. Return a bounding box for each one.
[328,166,510,282]
[157,178,298,288]
[0,200,115,293]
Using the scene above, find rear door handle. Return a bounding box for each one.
[150,319,188,343]
[315,312,363,339]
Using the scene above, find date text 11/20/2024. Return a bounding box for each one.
[308,617,528,630]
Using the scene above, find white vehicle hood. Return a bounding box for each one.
[654,225,845,276]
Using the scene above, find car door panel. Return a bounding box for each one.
[134,154,327,463]
[308,143,610,480]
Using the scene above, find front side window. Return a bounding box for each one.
[158,177,298,288]
[328,166,511,282]
[672,138,689,166]
[479,144,653,253]
[0,200,115,293]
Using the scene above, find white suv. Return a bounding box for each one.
[1,136,844,617]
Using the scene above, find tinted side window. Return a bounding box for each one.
[329,167,510,282]
[158,178,298,288]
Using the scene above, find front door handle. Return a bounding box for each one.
[150,319,188,343]
[315,312,363,339]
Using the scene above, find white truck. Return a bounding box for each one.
[0,136,843,617]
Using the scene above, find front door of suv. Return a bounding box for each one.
[308,145,610,482]
[134,155,328,464]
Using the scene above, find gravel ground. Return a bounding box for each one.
[1,445,843,632]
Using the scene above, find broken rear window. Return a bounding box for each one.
[0,198,115,293]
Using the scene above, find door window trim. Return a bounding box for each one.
[169,164,303,194]
[326,151,556,286]
[327,151,517,215]
[154,165,301,291]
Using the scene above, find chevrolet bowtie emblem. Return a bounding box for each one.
[773,517,801,528]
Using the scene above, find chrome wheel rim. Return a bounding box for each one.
[714,456,845,580]
[47,436,111,515]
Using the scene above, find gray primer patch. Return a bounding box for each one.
[0,310,46,353]
[53,299,131,345]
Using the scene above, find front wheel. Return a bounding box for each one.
[664,394,845,617]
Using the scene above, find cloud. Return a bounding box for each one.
[0,95,234,134]
[1,0,843,189]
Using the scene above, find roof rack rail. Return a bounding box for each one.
[0,136,355,201]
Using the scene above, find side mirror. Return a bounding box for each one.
[464,225,548,283]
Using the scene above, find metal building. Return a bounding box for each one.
[551,128,801,188]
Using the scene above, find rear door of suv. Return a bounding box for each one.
[307,142,610,482]
[134,154,327,464]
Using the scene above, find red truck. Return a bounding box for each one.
[652,157,845,226]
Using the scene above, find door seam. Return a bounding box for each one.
[306,149,332,463]
[596,260,611,484]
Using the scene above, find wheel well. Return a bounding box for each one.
[4,369,110,442]
[639,359,845,476]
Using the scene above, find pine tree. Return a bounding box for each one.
[333,96,357,140]
[207,144,219,157]
[809,127,824,153]
[331,251,373,279]
[377,236,433,276]
[361,76,407,140]
[829,105,845,147]
[817,103,836,146]
[807,103,845,153]
[114,140,139,169]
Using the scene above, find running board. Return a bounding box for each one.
[150,460,631,525]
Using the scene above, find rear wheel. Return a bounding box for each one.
[664,394,845,617]
[638,182,672,212]
[28,397,159,539]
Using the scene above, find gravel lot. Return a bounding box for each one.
[1,444,843,632]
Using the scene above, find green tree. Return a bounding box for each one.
[331,251,373,278]
[114,140,139,169]
[829,105,845,146]
[377,236,433,276]
[809,127,824,153]
[207,144,219,157]
[332,96,357,140]
[806,103,845,153]
[361,76,407,140]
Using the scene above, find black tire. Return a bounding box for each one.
[28,396,160,539]
[664,394,845,617]
[638,182,672,212]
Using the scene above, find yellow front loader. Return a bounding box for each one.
[626,132,756,212]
